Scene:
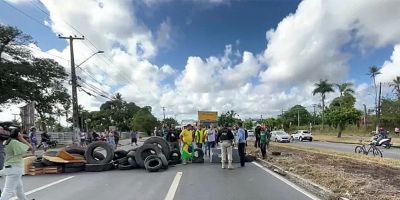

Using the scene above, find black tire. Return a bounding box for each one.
[144,137,171,160]
[128,157,139,168]
[169,149,181,162]
[354,146,363,154]
[127,150,136,158]
[64,165,85,173]
[274,138,278,142]
[372,148,383,157]
[85,141,114,164]
[114,156,129,165]
[144,155,162,172]
[43,151,58,157]
[192,148,204,163]
[85,163,113,172]
[113,150,128,161]
[32,161,44,167]
[309,138,313,142]
[41,157,61,166]
[299,137,303,142]
[64,162,85,168]
[158,153,168,169]
[118,162,135,170]
[245,155,256,162]
[66,147,105,160]
[135,144,163,168]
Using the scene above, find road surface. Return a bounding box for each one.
[288,141,399,160]
[2,143,320,200]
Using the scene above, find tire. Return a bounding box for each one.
[127,150,136,158]
[43,151,58,157]
[158,153,169,169]
[143,137,171,160]
[66,147,105,160]
[274,138,278,142]
[309,138,313,142]
[144,155,163,172]
[32,161,44,167]
[114,156,129,165]
[127,157,139,168]
[245,155,256,162]
[135,144,163,168]
[118,162,135,170]
[299,137,303,142]
[64,162,85,168]
[113,150,128,161]
[64,165,85,173]
[85,163,113,172]
[192,148,204,163]
[383,141,391,149]
[41,157,61,166]
[85,141,114,164]
[169,149,182,165]
[372,148,383,157]
[355,146,363,154]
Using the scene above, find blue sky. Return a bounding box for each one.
[1,0,399,121]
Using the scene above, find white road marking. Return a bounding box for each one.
[252,162,320,200]
[164,172,183,200]
[10,176,75,200]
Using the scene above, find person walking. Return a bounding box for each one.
[219,124,234,169]
[206,125,217,157]
[237,122,247,167]
[131,130,138,146]
[0,128,33,200]
[107,131,116,149]
[166,126,179,150]
[28,127,37,155]
[180,124,194,165]
[80,131,86,148]
[254,124,261,148]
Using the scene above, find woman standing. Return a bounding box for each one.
[0,128,33,200]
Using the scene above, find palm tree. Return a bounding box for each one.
[389,76,400,100]
[336,82,355,97]
[312,79,335,129]
[367,65,381,116]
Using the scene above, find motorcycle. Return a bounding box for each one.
[370,135,392,149]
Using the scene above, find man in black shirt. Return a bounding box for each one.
[166,126,179,150]
[254,125,261,148]
[219,124,234,169]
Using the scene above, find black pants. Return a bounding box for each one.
[238,143,246,167]
[254,138,261,148]
[260,143,267,159]
[115,138,119,146]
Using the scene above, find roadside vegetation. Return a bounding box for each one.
[249,143,400,200]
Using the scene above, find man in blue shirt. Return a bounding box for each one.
[237,122,246,167]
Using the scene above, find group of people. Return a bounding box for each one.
[87,130,120,149]
[254,124,272,159]
[176,122,248,169]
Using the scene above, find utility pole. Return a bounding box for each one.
[297,109,300,130]
[161,107,167,121]
[312,104,317,125]
[363,104,367,129]
[377,82,382,127]
[59,35,84,145]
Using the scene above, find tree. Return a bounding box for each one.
[325,95,361,137]
[367,65,381,116]
[281,105,312,129]
[312,79,334,129]
[130,107,159,135]
[380,98,400,129]
[218,110,239,127]
[0,25,34,63]
[244,120,254,130]
[336,82,355,97]
[389,76,400,100]
[162,117,178,128]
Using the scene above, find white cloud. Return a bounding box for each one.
[377,44,400,83]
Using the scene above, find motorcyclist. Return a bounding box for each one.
[375,127,387,145]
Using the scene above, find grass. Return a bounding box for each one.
[272,143,400,168]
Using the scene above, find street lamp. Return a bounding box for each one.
[77,50,104,67]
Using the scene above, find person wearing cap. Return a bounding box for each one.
[180,124,194,165]
[0,128,33,200]
[219,124,235,169]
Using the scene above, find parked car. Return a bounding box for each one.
[247,130,255,137]
[291,130,313,142]
[270,131,290,143]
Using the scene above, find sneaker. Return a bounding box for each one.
[222,164,226,169]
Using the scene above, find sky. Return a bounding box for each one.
[1,0,400,123]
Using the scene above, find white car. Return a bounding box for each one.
[291,130,313,142]
[247,130,255,137]
[270,131,290,143]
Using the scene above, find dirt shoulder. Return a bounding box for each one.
[248,143,400,200]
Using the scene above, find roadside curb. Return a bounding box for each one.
[256,158,338,200]
[314,139,400,149]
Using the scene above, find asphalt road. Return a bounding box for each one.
[287,141,400,160]
[1,143,320,200]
